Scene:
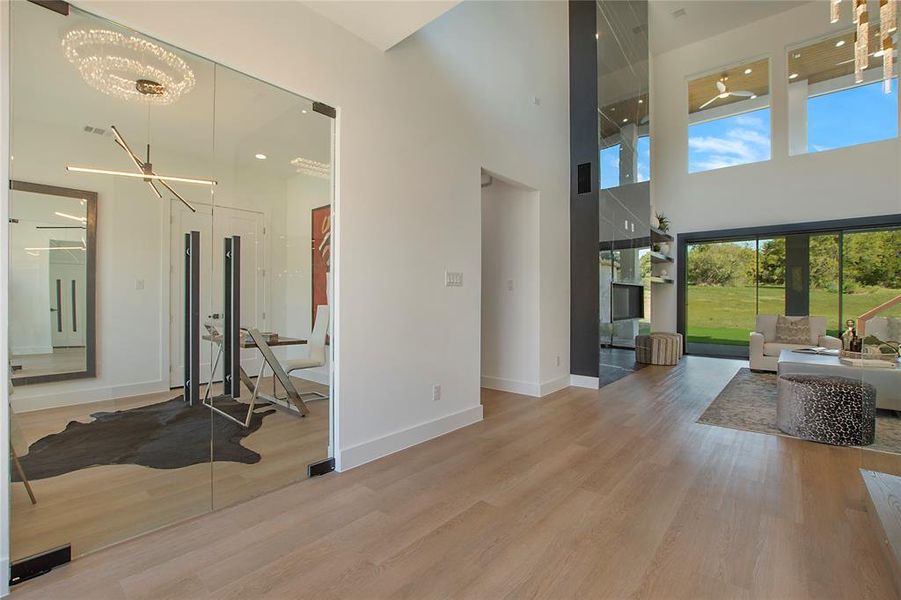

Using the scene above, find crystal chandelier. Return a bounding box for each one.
[62,28,195,105]
[290,157,331,179]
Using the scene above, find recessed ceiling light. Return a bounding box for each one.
[794,53,801,59]
[835,39,846,47]
[638,99,644,104]
[789,73,799,79]
[301,109,308,114]
[622,118,628,123]
[255,153,267,160]
[744,68,752,75]
[595,33,600,40]
[751,94,758,99]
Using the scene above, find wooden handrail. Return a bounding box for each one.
[858,293,901,337]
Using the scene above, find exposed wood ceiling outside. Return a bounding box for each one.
[789,24,892,86]
[599,93,648,141]
[687,57,769,115]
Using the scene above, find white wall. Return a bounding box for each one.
[650,1,901,332]
[3,0,570,477]
[480,174,540,395]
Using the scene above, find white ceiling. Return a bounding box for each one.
[649,0,810,56]
[12,1,332,181]
[301,0,461,51]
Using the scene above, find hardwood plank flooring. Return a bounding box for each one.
[12,356,901,599]
[10,377,329,562]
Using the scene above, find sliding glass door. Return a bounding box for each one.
[683,225,900,357]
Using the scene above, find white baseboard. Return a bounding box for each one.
[11,345,53,355]
[540,374,571,396]
[10,380,169,413]
[569,374,599,389]
[338,404,483,472]
[480,375,540,397]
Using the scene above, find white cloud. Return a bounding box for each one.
[689,122,770,172]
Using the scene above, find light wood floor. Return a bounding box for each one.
[12,356,901,599]
[11,377,329,562]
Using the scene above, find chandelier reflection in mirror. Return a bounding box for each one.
[290,157,331,179]
[62,28,195,105]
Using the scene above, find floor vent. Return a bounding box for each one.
[9,544,71,586]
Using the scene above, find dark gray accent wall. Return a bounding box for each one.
[569,0,600,378]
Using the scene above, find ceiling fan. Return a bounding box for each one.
[698,78,755,110]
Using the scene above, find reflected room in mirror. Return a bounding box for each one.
[9,181,96,384]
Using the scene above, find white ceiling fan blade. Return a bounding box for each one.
[639,115,649,125]
[698,95,720,110]
[716,80,726,93]
[730,90,754,97]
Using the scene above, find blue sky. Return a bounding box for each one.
[602,78,898,186]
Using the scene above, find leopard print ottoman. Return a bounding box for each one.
[776,374,876,446]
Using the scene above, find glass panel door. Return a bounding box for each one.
[8,1,215,562]
[210,65,334,510]
[685,239,757,356]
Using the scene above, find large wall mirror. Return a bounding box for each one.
[9,180,97,384]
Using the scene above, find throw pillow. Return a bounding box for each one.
[775,316,811,345]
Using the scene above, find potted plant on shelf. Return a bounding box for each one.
[655,211,670,233]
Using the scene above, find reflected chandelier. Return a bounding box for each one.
[829,0,897,92]
[290,157,331,179]
[62,28,195,105]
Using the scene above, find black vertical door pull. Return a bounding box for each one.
[223,236,241,398]
[184,231,200,405]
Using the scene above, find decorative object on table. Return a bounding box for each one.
[776,374,876,446]
[659,241,671,255]
[841,318,856,350]
[635,332,682,365]
[659,268,668,277]
[654,211,669,233]
[862,335,900,357]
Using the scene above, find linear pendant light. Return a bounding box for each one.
[66,166,217,186]
[66,125,215,212]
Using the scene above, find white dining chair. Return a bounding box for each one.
[283,305,330,400]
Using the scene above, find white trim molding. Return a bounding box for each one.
[539,374,571,396]
[480,375,540,397]
[569,374,599,389]
[337,404,483,472]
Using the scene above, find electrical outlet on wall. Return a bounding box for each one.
[432,384,441,402]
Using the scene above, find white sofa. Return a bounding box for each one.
[749,315,842,372]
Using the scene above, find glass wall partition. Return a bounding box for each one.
[8,1,334,570]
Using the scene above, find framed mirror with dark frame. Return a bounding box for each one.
[8,180,97,384]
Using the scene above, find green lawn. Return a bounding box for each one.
[686,285,901,346]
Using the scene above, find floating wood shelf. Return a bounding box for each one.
[649,251,673,264]
[649,276,674,284]
[650,227,673,243]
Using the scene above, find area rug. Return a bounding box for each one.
[13,395,276,481]
[698,368,901,455]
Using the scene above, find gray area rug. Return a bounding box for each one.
[698,368,901,454]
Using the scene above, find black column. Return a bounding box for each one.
[569,0,600,379]
[785,234,810,316]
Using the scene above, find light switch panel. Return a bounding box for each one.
[445,271,463,287]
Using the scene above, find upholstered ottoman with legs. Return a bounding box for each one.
[776,374,876,446]
[635,332,683,366]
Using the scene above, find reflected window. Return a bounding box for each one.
[789,25,899,155]
[687,58,771,173]
[599,93,649,189]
